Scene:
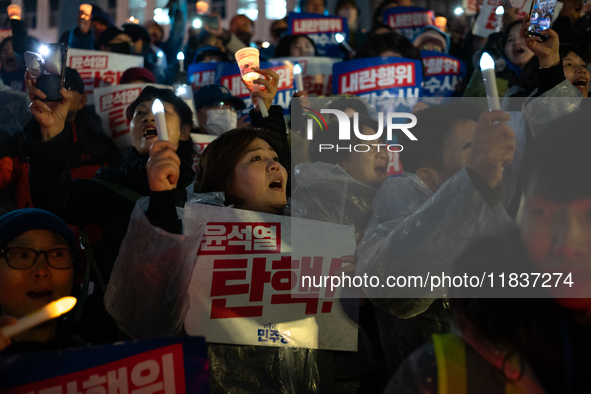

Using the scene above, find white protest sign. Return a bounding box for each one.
[67,49,144,106]
[270,56,341,97]
[184,204,359,351]
[190,133,216,172]
[472,0,532,37]
[94,83,197,148]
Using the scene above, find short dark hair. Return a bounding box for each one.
[0,37,13,54]
[308,115,382,164]
[355,31,422,62]
[274,34,318,57]
[195,127,283,206]
[559,44,588,65]
[400,102,482,174]
[526,112,591,201]
[126,86,193,127]
[230,14,255,29]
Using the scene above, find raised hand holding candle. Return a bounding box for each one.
[152,99,169,141]
[480,52,501,111]
[1,297,77,338]
[294,63,304,92]
[235,47,269,118]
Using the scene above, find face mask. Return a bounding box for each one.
[109,42,132,55]
[203,109,237,135]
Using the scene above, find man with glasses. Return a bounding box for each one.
[0,208,86,353]
[194,84,246,135]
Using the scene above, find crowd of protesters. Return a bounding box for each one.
[0,0,590,392]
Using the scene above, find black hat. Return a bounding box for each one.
[64,67,84,95]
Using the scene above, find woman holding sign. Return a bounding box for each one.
[106,126,333,393]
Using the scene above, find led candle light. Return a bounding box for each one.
[335,33,355,57]
[80,4,92,20]
[235,47,269,118]
[480,52,501,111]
[177,52,185,73]
[1,297,77,338]
[293,63,304,92]
[7,4,21,20]
[152,99,169,141]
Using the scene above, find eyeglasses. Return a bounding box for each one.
[0,247,75,270]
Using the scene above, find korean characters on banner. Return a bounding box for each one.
[216,61,295,115]
[190,133,216,172]
[188,62,217,92]
[271,56,341,97]
[183,204,359,351]
[94,84,197,149]
[67,49,144,106]
[472,0,532,37]
[0,337,209,393]
[421,50,466,103]
[382,7,434,41]
[332,57,423,113]
[287,12,349,58]
[463,0,479,15]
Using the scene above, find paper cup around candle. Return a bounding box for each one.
[7,4,21,20]
[80,4,92,15]
[235,47,261,82]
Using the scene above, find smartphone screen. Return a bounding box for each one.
[36,43,68,102]
[528,0,557,36]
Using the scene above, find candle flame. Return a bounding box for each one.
[177,51,185,61]
[294,63,302,74]
[46,297,77,318]
[335,33,345,43]
[480,52,495,71]
[152,99,164,114]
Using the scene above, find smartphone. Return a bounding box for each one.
[527,0,557,39]
[35,43,68,102]
[198,15,219,30]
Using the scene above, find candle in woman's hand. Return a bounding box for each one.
[152,99,169,141]
[480,52,501,111]
[293,63,304,92]
[1,297,77,338]
[252,83,269,118]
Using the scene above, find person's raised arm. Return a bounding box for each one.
[145,140,183,234]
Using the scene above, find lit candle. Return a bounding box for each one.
[152,99,168,141]
[293,63,304,92]
[177,51,185,73]
[1,297,77,338]
[335,33,355,57]
[480,52,501,111]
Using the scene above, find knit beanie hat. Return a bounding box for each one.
[0,209,78,251]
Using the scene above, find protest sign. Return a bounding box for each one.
[472,0,532,37]
[216,61,295,114]
[94,84,196,148]
[463,0,479,15]
[287,12,349,58]
[0,337,209,393]
[421,50,466,102]
[188,62,217,92]
[183,204,359,351]
[190,133,216,172]
[271,56,340,97]
[383,6,434,41]
[332,57,423,112]
[67,49,144,106]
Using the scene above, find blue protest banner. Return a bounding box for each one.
[188,62,217,92]
[287,12,348,58]
[332,57,423,112]
[382,6,434,41]
[421,50,466,100]
[0,337,209,393]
